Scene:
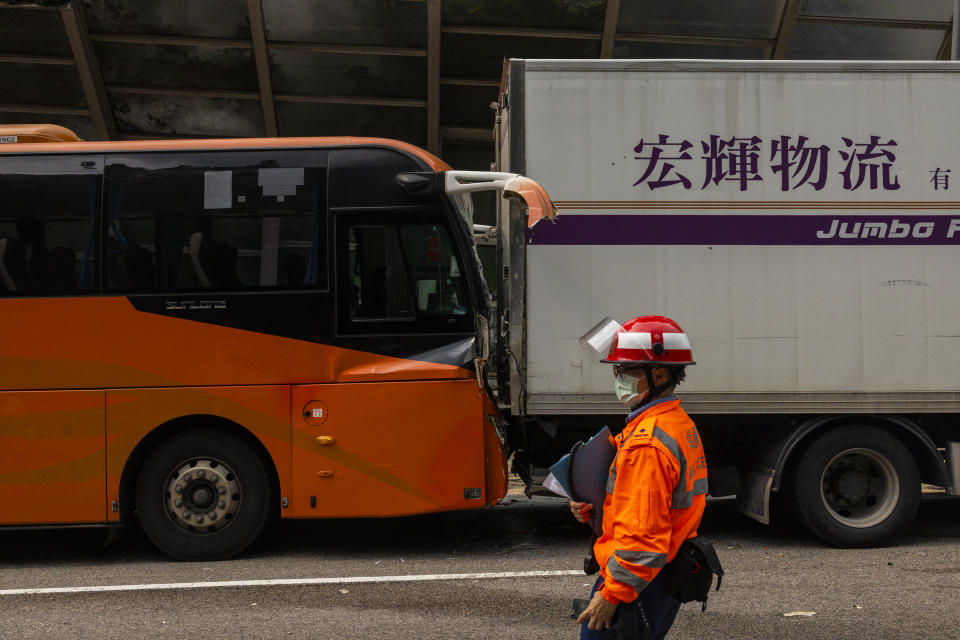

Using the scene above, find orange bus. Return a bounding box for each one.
[0,124,555,560]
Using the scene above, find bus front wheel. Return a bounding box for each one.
[136,429,272,561]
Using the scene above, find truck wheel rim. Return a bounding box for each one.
[163,457,242,535]
[819,448,899,529]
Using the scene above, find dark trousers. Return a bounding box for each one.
[580,572,681,640]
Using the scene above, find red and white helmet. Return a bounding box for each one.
[602,315,695,366]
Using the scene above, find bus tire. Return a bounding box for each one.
[789,425,920,548]
[136,429,272,561]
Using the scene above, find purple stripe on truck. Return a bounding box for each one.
[527,214,960,245]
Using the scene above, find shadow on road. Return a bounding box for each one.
[0,494,957,564]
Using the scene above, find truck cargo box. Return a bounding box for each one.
[502,59,960,416]
[494,59,959,547]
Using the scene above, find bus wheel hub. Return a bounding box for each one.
[164,458,241,534]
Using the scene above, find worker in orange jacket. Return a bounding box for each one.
[572,315,707,639]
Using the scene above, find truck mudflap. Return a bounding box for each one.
[736,467,775,525]
[948,442,960,496]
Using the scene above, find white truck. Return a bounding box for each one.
[490,59,960,547]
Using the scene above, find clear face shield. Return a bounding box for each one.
[578,317,621,362]
[580,317,651,408]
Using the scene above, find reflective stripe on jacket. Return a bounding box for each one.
[594,398,708,604]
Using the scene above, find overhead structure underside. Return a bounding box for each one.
[0,0,955,174]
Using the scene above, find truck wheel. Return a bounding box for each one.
[136,429,272,561]
[789,426,920,547]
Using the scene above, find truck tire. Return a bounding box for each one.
[136,429,272,561]
[789,426,920,548]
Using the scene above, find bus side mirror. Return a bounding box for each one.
[442,171,558,229]
[502,175,558,229]
[395,172,439,195]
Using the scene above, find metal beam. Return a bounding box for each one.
[427,0,441,153]
[797,15,951,30]
[88,33,427,57]
[441,24,600,40]
[441,77,499,87]
[106,86,261,100]
[937,27,953,60]
[439,126,491,143]
[441,23,773,49]
[954,0,959,59]
[772,0,802,59]
[271,41,426,57]
[105,85,427,108]
[89,33,251,48]
[98,25,780,55]
[0,2,60,8]
[247,0,277,136]
[86,26,780,58]
[616,31,774,48]
[0,54,74,65]
[0,103,89,116]
[600,0,621,58]
[109,75,498,92]
[270,41,426,57]
[105,77,503,94]
[275,94,426,108]
[61,2,115,140]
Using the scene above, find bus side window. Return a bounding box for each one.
[0,155,100,296]
[347,225,414,319]
[106,151,327,293]
[341,218,472,328]
[399,224,468,317]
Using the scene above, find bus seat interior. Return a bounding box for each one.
[189,232,210,287]
[0,238,14,291]
[285,252,306,286]
[47,246,78,290]
[123,241,157,289]
[0,234,81,294]
[190,231,241,289]
[0,237,36,292]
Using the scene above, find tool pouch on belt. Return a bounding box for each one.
[660,537,724,611]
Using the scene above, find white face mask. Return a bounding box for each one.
[614,372,648,408]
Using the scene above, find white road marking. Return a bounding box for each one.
[0,569,584,597]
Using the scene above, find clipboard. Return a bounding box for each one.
[546,426,616,536]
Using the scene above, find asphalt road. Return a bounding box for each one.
[0,494,958,640]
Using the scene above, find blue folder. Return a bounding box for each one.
[547,426,616,536]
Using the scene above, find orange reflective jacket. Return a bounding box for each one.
[594,398,708,604]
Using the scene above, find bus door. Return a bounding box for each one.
[290,209,487,517]
[0,153,106,524]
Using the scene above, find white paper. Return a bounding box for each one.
[542,472,569,498]
[203,170,232,209]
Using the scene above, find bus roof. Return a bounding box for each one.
[0,127,451,171]
[0,124,83,144]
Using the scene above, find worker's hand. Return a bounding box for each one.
[577,590,618,630]
[569,500,593,523]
